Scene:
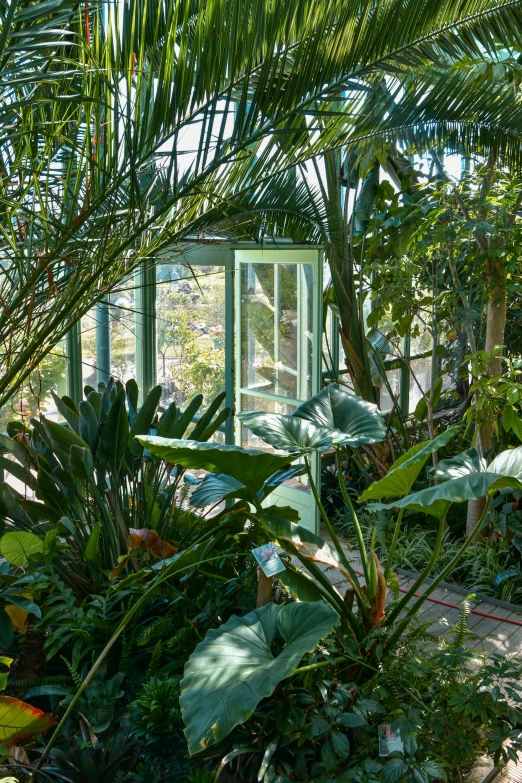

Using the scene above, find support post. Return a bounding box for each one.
[96,299,111,386]
[135,260,157,400]
[224,251,235,444]
[400,331,410,418]
[66,321,83,403]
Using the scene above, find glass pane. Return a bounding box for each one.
[240,394,296,449]
[410,356,432,413]
[81,310,98,390]
[0,343,67,431]
[239,396,308,492]
[156,264,226,407]
[379,369,400,413]
[110,286,136,384]
[240,262,314,400]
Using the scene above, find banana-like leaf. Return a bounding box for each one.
[69,445,94,481]
[191,464,307,508]
[257,465,308,502]
[0,695,56,746]
[238,412,334,453]
[292,384,386,446]
[359,427,458,502]
[129,385,163,457]
[190,473,245,508]
[136,437,297,495]
[100,390,129,465]
[78,400,100,455]
[180,601,339,754]
[41,419,89,469]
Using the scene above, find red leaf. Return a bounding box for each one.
[0,696,56,746]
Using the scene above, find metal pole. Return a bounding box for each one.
[96,299,111,385]
[400,331,411,418]
[66,321,83,402]
[135,260,157,400]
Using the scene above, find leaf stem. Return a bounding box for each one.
[387,498,492,648]
[384,508,403,580]
[304,454,363,597]
[336,449,370,586]
[293,653,377,675]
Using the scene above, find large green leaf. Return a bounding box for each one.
[359,427,458,502]
[190,464,307,508]
[0,696,56,745]
[180,601,339,754]
[257,465,308,502]
[238,412,334,453]
[375,473,522,512]
[0,532,43,567]
[190,473,245,508]
[429,447,486,481]
[431,446,522,483]
[370,447,522,514]
[136,437,297,495]
[292,384,386,446]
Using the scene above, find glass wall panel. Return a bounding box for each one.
[81,310,98,390]
[239,394,308,491]
[110,285,136,384]
[379,369,401,413]
[0,342,67,431]
[409,317,433,412]
[240,262,313,400]
[156,263,226,407]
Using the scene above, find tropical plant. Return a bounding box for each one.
[138,385,522,757]
[0,378,230,594]
[180,601,340,754]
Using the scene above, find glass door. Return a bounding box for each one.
[235,248,323,532]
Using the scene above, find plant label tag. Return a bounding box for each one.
[378,725,404,757]
[252,543,286,577]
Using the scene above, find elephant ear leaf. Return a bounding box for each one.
[136,437,297,496]
[487,446,522,478]
[180,601,339,754]
[428,447,485,482]
[359,427,458,502]
[292,384,386,446]
[238,412,333,453]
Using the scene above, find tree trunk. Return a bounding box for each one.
[466,251,507,537]
[256,570,273,607]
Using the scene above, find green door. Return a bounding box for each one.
[235,247,323,533]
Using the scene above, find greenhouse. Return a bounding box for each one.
[1,1,522,781]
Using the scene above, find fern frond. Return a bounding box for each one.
[451,593,475,648]
[60,656,83,688]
